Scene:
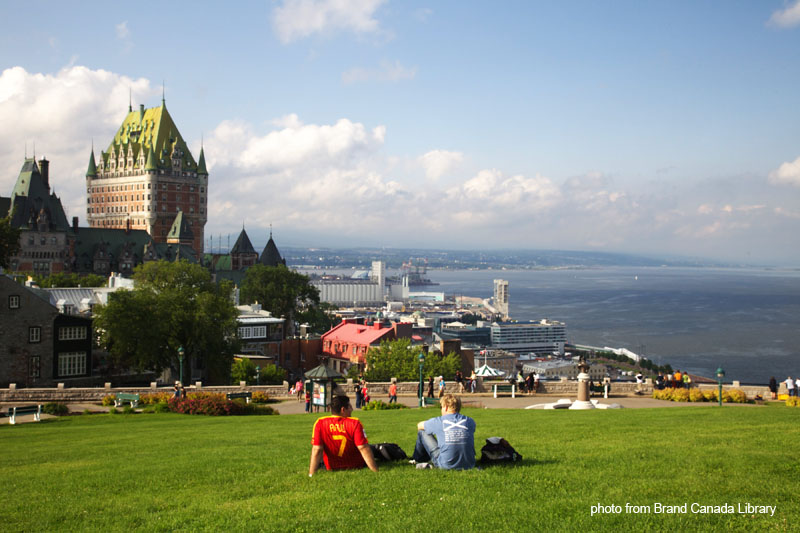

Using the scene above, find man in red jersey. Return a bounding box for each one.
[309,395,379,476]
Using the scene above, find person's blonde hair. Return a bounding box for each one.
[440,393,461,413]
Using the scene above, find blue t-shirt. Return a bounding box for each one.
[424,412,476,470]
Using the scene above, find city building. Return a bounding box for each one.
[493,278,509,319]
[312,261,385,306]
[321,317,413,372]
[489,319,567,355]
[85,98,208,257]
[1,275,93,387]
[236,303,285,360]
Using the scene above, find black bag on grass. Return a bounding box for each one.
[479,437,522,463]
[370,442,408,462]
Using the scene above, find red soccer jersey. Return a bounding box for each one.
[311,415,369,470]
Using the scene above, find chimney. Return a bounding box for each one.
[72,216,79,233]
[39,157,49,188]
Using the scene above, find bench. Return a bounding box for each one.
[493,384,516,398]
[227,392,252,404]
[7,405,42,425]
[114,393,140,408]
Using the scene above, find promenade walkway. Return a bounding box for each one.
[1,393,718,424]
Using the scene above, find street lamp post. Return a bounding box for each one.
[716,366,725,406]
[177,346,185,386]
[418,352,425,408]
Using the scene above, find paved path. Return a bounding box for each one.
[0,394,707,424]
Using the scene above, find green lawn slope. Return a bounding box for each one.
[1,406,795,532]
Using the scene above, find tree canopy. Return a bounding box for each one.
[94,260,239,384]
[240,264,325,334]
[34,272,106,288]
[356,338,461,381]
[0,213,21,269]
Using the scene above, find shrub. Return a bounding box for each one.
[42,402,69,416]
[109,407,119,415]
[727,389,748,403]
[670,388,690,402]
[122,405,135,415]
[141,405,156,414]
[786,397,800,407]
[101,395,116,406]
[154,402,170,413]
[167,392,242,416]
[362,400,407,411]
[83,409,92,416]
[251,391,271,404]
[688,389,706,402]
[140,392,172,405]
[703,390,716,402]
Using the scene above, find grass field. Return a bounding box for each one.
[1,404,796,532]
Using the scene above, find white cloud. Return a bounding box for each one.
[0,66,154,219]
[342,60,417,84]
[769,155,800,186]
[419,149,463,180]
[115,21,130,40]
[768,1,800,28]
[272,0,386,43]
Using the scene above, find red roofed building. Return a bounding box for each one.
[322,318,413,371]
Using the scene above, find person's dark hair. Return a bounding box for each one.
[331,395,351,415]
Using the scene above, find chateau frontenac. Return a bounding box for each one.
[85,97,208,257]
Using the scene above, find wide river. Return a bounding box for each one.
[424,267,799,384]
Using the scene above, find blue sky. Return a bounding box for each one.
[2,1,800,264]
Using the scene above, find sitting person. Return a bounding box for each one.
[308,395,379,476]
[412,393,476,470]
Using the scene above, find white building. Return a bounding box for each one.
[493,279,509,319]
[490,319,566,355]
[312,279,384,306]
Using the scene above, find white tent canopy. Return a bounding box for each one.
[474,364,505,377]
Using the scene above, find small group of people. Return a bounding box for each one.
[654,371,692,390]
[354,379,370,408]
[769,376,799,399]
[308,393,476,476]
[508,371,540,395]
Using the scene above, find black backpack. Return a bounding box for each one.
[370,442,408,462]
[479,437,522,463]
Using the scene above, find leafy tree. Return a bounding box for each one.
[298,301,340,334]
[259,364,287,385]
[94,260,239,384]
[231,358,257,385]
[362,338,461,381]
[0,213,21,269]
[240,264,321,334]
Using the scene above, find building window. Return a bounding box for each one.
[30,356,41,378]
[29,326,41,343]
[58,352,87,377]
[8,295,20,309]
[58,326,88,341]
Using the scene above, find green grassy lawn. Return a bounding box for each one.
[1,405,797,532]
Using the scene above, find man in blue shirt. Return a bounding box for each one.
[412,393,476,470]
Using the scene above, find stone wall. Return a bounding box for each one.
[1,378,771,403]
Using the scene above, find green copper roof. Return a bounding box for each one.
[102,102,198,172]
[197,147,207,175]
[167,210,194,241]
[86,150,97,177]
[145,147,158,171]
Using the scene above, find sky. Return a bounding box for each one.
[1,1,800,265]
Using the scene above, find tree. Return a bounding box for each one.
[0,213,21,269]
[94,260,239,384]
[297,301,340,334]
[362,338,461,381]
[231,357,257,385]
[240,264,321,334]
